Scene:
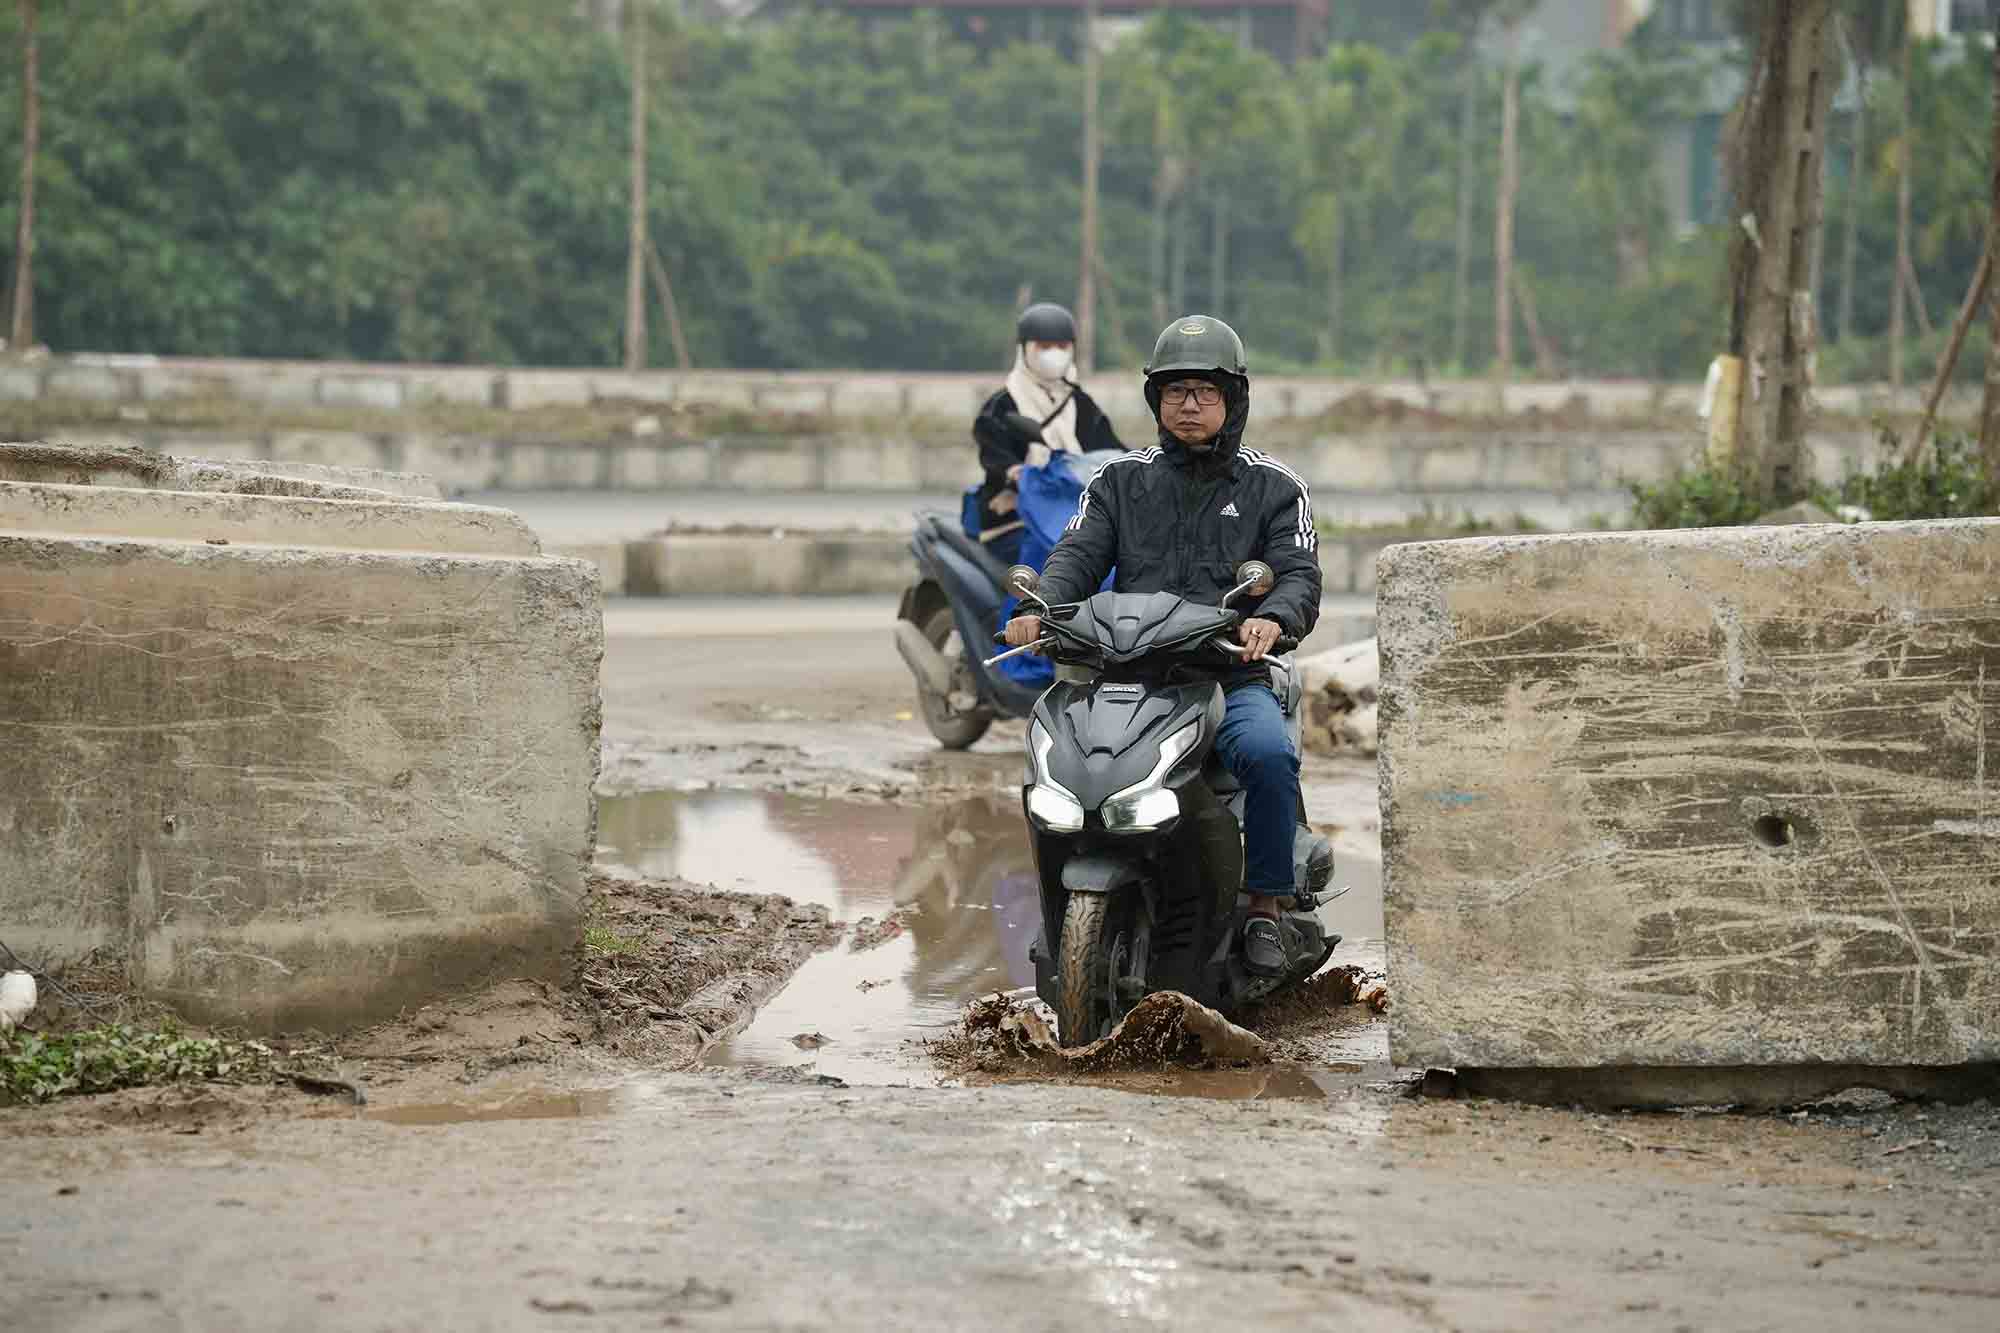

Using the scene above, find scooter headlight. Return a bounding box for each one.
[1098,721,1201,833]
[1027,783,1086,833]
[1101,786,1181,831]
[1026,720,1085,831]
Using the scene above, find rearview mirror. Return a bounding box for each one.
[1006,565,1041,597]
[1002,411,1045,444]
[1233,560,1275,599]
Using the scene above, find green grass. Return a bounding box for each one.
[1626,433,1999,530]
[0,1024,276,1105]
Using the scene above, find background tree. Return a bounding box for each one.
[1725,0,1838,501]
[7,0,36,349]
[0,0,1982,381]
[1291,43,1408,364]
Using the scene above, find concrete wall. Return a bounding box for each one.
[556,526,1408,599]
[7,353,1971,423]
[0,444,602,1032]
[10,425,1886,533]
[1378,521,2000,1073]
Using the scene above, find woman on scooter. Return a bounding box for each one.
[971,302,1127,567]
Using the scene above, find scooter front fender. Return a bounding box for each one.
[1060,855,1149,896]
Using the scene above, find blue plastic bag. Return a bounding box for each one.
[994,451,1118,689]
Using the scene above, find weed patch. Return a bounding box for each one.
[0,1025,276,1105]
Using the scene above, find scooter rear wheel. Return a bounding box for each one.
[1055,893,1120,1047]
[917,607,993,750]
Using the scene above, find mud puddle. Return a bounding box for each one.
[597,790,1388,1088]
[369,1089,618,1126]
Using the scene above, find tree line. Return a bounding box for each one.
[0,0,1989,380]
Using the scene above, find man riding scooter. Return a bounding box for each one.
[1002,315,1320,976]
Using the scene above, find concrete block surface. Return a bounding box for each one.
[0,481,537,555]
[1379,521,2000,1071]
[0,538,600,1031]
[0,366,42,400]
[317,375,404,411]
[45,364,134,402]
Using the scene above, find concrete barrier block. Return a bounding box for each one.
[498,442,606,490]
[0,365,42,400]
[717,440,820,490]
[633,532,907,596]
[1317,540,1354,595]
[220,365,322,408]
[752,382,836,416]
[1489,440,1572,492]
[318,375,405,412]
[1301,436,1405,491]
[588,372,678,406]
[918,440,980,492]
[398,435,501,494]
[1593,437,1683,489]
[270,432,389,472]
[0,528,599,1033]
[0,481,536,555]
[823,436,921,491]
[904,378,982,421]
[548,540,627,596]
[46,364,135,402]
[135,367,233,402]
[1379,521,2000,1071]
[403,369,501,407]
[673,377,757,412]
[830,378,909,419]
[1412,442,1489,490]
[504,371,593,411]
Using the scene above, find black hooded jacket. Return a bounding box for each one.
[1036,377,1321,677]
[971,386,1124,531]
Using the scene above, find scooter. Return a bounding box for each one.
[892,417,1117,749]
[989,562,1343,1045]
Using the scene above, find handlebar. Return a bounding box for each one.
[1209,635,1298,672]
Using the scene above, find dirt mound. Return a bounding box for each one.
[939,990,1268,1076]
[2,870,839,1130]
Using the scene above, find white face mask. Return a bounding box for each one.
[1029,345,1073,380]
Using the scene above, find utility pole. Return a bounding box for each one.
[1891,23,1913,393]
[624,2,648,372]
[1451,48,1477,371]
[9,0,39,351]
[1076,0,1101,372]
[1981,6,2000,478]
[1492,11,1522,405]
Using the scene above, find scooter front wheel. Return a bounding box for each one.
[1055,892,1127,1047]
[917,607,993,750]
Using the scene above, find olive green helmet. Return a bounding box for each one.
[1143,315,1250,444]
[1144,314,1247,380]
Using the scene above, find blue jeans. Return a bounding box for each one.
[1214,683,1299,900]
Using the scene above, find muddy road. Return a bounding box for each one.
[8,599,1999,1331]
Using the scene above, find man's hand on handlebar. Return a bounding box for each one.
[1237,617,1283,661]
[1004,615,1044,647]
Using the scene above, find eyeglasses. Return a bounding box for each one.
[1160,383,1223,407]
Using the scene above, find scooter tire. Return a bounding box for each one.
[1055,893,1116,1047]
[917,607,993,750]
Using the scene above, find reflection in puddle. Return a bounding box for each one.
[972,1062,1397,1103]
[595,789,1388,1086]
[369,1089,616,1126]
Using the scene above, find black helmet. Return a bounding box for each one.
[1016,302,1077,344]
